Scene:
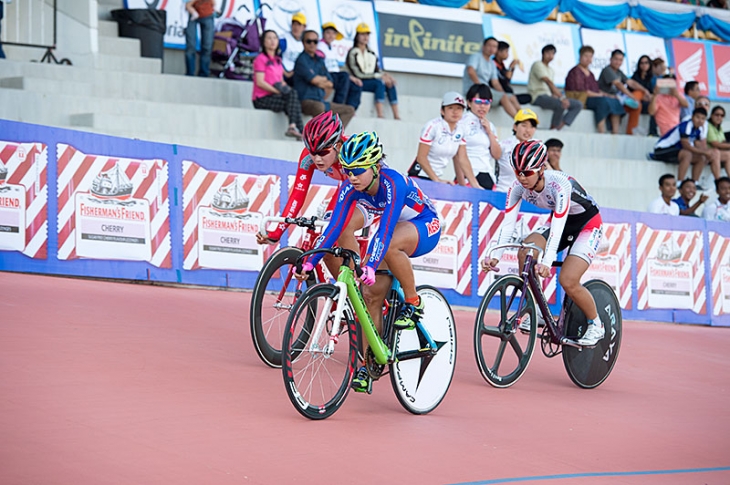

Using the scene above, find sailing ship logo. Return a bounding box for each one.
[596,236,610,256]
[212,180,249,214]
[91,162,134,200]
[656,237,682,262]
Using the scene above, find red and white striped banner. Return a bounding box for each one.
[281,177,335,249]
[0,141,48,259]
[56,144,171,267]
[636,223,706,313]
[182,161,280,271]
[477,203,556,302]
[708,231,730,316]
[412,199,472,295]
[581,222,632,310]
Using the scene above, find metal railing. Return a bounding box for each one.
[2,0,71,64]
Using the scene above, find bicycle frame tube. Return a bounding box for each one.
[340,268,391,365]
[524,255,561,344]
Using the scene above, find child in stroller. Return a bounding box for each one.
[211,6,267,80]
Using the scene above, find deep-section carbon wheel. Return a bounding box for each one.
[474,275,537,388]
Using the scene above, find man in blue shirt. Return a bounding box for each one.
[651,107,720,189]
[293,30,354,128]
[672,178,708,216]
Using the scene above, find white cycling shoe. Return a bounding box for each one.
[576,323,605,346]
[518,313,545,332]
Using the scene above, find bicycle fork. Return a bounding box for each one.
[308,282,349,356]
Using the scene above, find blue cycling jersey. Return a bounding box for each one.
[308,167,438,271]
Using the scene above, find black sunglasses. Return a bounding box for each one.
[304,38,319,45]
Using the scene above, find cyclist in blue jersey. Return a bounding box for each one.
[296,131,442,392]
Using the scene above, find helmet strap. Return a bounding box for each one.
[364,166,379,192]
[530,171,544,191]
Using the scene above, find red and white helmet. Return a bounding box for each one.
[303,111,343,153]
[511,140,548,172]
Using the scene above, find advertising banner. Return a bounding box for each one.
[708,230,730,316]
[263,0,321,38]
[580,28,627,80]
[317,0,378,64]
[623,32,668,76]
[636,223,706,313]
[0,141,48,259]
[125,0,256,49]
[374,1,483,77]
[412,200,472,294]
[711,43,730,99]
[182,160,279,271]
[581,222,632,310]
[477,202,556,303]
[56,145,171,267]
[670,39,710,95]
[489,17,579,87]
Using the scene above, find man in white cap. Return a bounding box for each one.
[318,21,361,109]
[281,12,307,82]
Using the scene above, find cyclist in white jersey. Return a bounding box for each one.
[482,140,605,346]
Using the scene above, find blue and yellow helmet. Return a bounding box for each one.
[339,131,384,171]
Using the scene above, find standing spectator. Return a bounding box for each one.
[528,44,582,131]
[647,174,680,215]
[707,105,730,175]
[492,41,524,117]
[494,108,539,192]
[252,30,304,140]
[565,45,626,134]
[0,1,6,59]
[544,138,563,171]
[408,92,474,186]
[650,108,720,188]
[463,37,499,96]
[673,179,708,217]
[598,49,649,135]
[458,84,502,189]
[648,75,688,136]
[318,22,361,109]
[185,0,216,77]
[346,23,399,120]
[703,177,730,221]
[630,55,656,135]
[293,30,355,128]
[680,81,701,121]
[280,12,306,81]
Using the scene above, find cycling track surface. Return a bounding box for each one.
[1,272,729,485]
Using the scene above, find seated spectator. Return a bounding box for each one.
[488,41,522,117]
[185,0,216,77]
[544,138,563,171]
[318,22,361,109]
[651,108,720,188]
[280,12,306,82]
[346,23,399,119]
[707,105,730,175]
[647,174,679,215]
[703,176,730,221]
[647,75,688,136]
[630,55,656,135]
[463,37,499,96]
[458,83,502,189]
[494,108,539,192]
[598,49,649,135]
[565,45,626,134]
[252,30,304,140]
[494,41,531,105]
[707,0,728,9]
[680,81,701,121]
[528,44,582,130]
[408,92,472,185]
[293,30,355,128]
[673,178,708,217]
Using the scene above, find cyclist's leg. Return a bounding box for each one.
[559,255,597,320]
[517,232,547,268]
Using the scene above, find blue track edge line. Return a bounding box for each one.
[447,466,730,485]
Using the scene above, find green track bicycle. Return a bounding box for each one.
[282,247,457,420]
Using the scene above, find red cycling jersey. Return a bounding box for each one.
[267,140,347,241]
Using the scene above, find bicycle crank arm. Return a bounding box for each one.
[560,337,595,349]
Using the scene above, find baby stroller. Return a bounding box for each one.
[211,4,268,81]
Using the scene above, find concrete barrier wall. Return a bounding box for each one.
[1,119,727,326]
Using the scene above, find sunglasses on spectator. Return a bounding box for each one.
[310,147,333,157]
[514,169,538,177]
[472,98,492,105]
[304,38,319,45]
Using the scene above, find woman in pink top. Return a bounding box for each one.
[252,30,304,139]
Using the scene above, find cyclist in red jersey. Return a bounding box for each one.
[257,111,368,277]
